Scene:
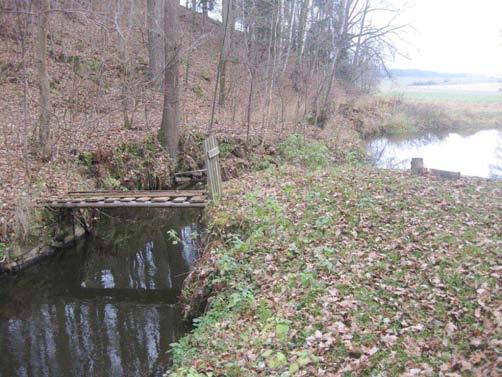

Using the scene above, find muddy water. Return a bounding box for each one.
[0,208,203,377]
[367,129,502,178]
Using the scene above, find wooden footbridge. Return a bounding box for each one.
[44,190,208,208]
[43,136,222,210]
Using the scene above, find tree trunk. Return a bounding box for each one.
[36,0,51,160]
[147,0,165,88]
[159,0,180,160]
[218,0,234,106]
[202,0,208,24]
[295,0,310,65]
[282,0,296,73]
[245,68,255,144]
[320,0,348,120]
[352,0,369,67]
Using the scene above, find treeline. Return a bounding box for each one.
[0,0,402,160]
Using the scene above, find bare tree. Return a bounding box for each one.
[147,0,165,88]
[159,0,180,159]
[218,0,234,106]
[114,0,139,129]
[36,0,51,160]
[295,0,310,66]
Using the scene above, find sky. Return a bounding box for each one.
[383,0,502,75]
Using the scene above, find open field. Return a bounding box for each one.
[381,77,502,104]
[385,90,502,104]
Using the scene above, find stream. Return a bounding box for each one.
[367,128,502,178]
[0,208,203,377]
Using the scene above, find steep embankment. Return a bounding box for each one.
[1,4,333,247]
[0,6,221,243]
[169,138,501,376]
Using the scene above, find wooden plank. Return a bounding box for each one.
[68,190,206,198]
[174,169,207,176]
[119,198,134,202]
[86,196,105,202]
[151,197,171,203]
[135,197,152,203]
[430,169,461,180]
[190,196,206,203]
[46,202,206,208]
[172,196,187,203]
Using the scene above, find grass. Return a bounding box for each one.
[168,140,501,376]
[386,90,502,104]
[356,97,502,138]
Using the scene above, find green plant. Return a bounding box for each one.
[78,151,96,167]
[166,229,181,245]
[278,134,330,169]
[192,85,204,97]
[102,174,122,190]
[345,148,366,166]
[0,242,5,259]
[218,140,235,157]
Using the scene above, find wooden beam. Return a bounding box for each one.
[67,190,206,198]
[45,201,206,209]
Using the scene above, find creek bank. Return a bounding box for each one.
[340,98,502,139]
[0,224,87,273]
[0,132,278,273]
[169,150,501,375]
[0,208,93,273]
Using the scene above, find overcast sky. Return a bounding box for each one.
[384,0,502,75]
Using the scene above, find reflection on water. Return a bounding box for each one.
[0,208,202,377]
[367,129,502,178]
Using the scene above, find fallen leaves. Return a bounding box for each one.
[170,164,501,376]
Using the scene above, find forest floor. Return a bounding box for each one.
[0,5,330,249]
[169,136,501,376]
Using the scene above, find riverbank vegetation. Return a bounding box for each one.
[170,137,501,376]
[344,97,502,138]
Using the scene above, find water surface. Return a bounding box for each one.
[367,129,502,178]
[0,208,202,377]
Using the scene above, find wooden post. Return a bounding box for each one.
[204,135,222,199]
[430,169,461,180]
[410,158,424,175]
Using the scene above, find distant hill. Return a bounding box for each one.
[388,69,470,78]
